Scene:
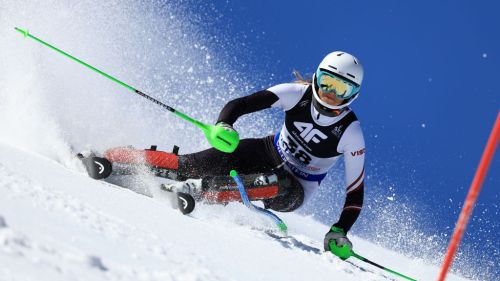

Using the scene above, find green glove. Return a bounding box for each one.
[324,226,353,260]
[206,122,239,153]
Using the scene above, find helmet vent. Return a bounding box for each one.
[347,73,356,79]
[328,65,338,70]
[353,59,358,64]
[337,53,344,56]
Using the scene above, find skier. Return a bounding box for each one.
[91,51,365,260]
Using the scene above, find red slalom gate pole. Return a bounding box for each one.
[437,111,500,281]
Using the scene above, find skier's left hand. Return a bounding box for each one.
[215,122,236,133]
[324,226,353,260]
[206,122,239,153]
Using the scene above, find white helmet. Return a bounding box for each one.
[312,51,364,116]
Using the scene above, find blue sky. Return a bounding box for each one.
[189,0,499,276]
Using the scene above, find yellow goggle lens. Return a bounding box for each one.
[317,71,357,99]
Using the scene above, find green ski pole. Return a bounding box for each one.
[14,27,239,153]
[351,251,417,281]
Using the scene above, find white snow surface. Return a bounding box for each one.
[0,142,471,281]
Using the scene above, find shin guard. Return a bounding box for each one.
[104,146,180,179]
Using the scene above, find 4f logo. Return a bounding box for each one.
[294,122,327,143]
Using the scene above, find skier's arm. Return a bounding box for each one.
[216,90,278,126]
[334,121,366,233]
[333,175,364,233]
[217,83,308,125]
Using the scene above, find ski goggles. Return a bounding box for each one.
[316,70,359,99]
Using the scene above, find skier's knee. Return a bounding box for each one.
[263,172,304,212]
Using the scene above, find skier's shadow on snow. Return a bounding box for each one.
[265,231,322,254]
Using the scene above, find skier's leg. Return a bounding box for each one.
[262,169,305,212]
[102,136,282,180]
[162,172,281,202]
[165,167,305,210]
[178,136,282,178]
[205,168,305,210]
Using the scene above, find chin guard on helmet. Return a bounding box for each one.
[312,94,349,117]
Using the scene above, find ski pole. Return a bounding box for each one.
[14,27,239,153]
[350,251,417,281]
[230,170,288,233]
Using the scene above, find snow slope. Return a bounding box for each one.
[0,142,471,281]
